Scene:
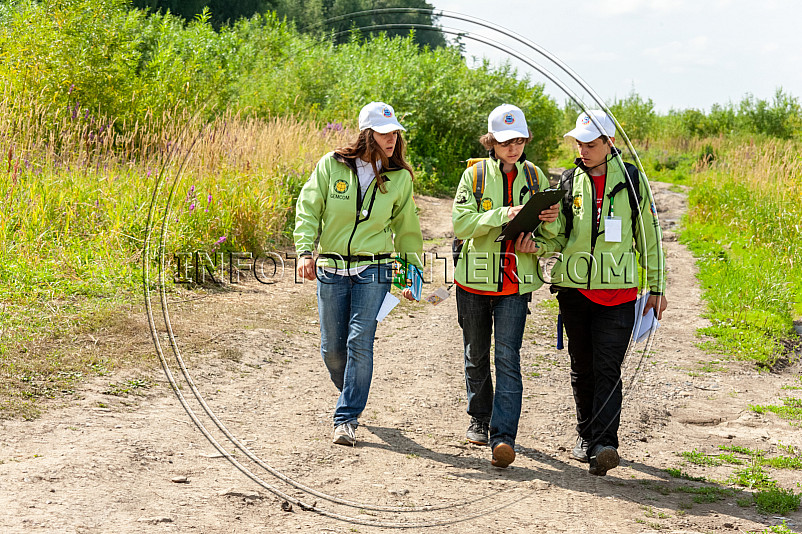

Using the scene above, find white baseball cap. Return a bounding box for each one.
[564,110,616,142]
[487,104,529,142]
[358,102,406,133]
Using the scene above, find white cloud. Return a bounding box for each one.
[595,0,689,15]
[641,36,716,68]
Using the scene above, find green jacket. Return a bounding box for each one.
[537,153,666,294]
[294,152,423,269]
[452,156,551,294]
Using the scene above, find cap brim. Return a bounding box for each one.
[371,123,406,134]
[493,130,527,143]
[563,127,601,143]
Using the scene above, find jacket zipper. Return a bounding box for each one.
[345,176,380,263]
[588,173,600,290]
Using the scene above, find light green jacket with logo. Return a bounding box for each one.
[537,154,666,294]
[452,156,551,294]
[294,152,423,269]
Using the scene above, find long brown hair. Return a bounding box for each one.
[335,129,414,192]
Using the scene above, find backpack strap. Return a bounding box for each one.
[471,159,487,208]
[522,161,540,195]
[559,168,576,240]
[606,162,642,238]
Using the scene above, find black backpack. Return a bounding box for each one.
[452,159,540,266]
[559,161,642,240]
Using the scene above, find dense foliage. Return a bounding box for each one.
[131,0,447,48]
[0,0,558,191]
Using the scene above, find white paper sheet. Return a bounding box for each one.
[633,292,660,343]
[376,292,400,322]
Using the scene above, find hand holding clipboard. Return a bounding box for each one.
[495,188,564,242]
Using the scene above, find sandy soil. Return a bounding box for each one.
[1,182,801,534]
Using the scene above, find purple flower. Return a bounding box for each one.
[147,169,152,178]
[68,84,75,94]
[215,236,227,245]
[189,185,195,194]
[189,202,195,212]
[207,193,212,203]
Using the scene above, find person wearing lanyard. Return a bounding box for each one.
[294,102,423,447]
[539,110,667,476]
[452,104,559,468]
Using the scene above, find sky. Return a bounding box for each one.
[428,0,801,113]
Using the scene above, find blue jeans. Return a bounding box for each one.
[556,288,635,451]
[317,264,391,427]
[456,286,530,449]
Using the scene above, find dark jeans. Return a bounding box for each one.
[556,288,635,451]
[456,286,530,449]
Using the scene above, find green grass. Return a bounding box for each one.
[0,103,343,418]
[681,449,723,467]
[749,522,798,534]
[665,468,706,482]
[729,464,777,490]
[753,488,801,515]
[671,446,802,516]
[750,397,802,422]
[678,138,802,368]
[674,485,736,504]
[104,378,153,397]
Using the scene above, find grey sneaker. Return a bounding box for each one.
[333,422,357,446]
[589,445,619,476]
[571,436,590,463]
[465,417,489,445]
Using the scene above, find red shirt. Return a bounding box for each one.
[458,168,519,296]
[578,172,637,306]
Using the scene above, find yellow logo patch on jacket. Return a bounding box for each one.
[334,180,349,194]
[481,198,493,211]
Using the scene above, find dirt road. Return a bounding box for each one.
[1,183,800,533]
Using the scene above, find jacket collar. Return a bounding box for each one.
[488,149,527,170]
[333,152,401,175]
[573,146,622,172]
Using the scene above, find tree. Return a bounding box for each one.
[131,0,275,27]
[131,0,447,49]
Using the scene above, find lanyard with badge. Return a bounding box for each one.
[605,192,622,242]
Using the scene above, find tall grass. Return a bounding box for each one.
[0,96,351,418]
[678,137,802,366]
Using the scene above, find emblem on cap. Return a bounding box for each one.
[334,180,349,194]
[503,113,515,125]
[383,107,392,118]
[581,115,591,125]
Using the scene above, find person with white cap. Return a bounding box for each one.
[452,103,559,468]
[295,101,423,446]
[538,109,667,475]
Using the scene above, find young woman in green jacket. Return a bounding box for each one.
[452,104,558,468]
[294,102,423,446]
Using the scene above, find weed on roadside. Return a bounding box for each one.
[753,487,801,515]
[750,397,802,422]
[103,378,152,397]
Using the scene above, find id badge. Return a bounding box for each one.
[605,216,622,242]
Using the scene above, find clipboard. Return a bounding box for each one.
[495,188,565,242]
